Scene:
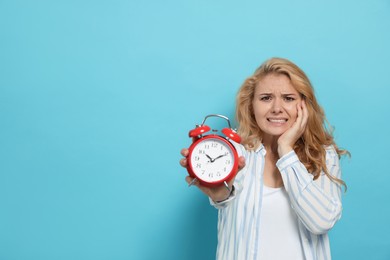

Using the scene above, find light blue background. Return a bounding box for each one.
[1,0,389,259]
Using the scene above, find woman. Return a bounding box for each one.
[180,57,348,260]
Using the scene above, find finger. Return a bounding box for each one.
[300,100,309,128]
[296,102,303,125]
[238,156,246,170]
[179,158,187,167]
[289,103,302,133]
[186,176,199,187]
[181,148,189,157]
[185,176,193,185]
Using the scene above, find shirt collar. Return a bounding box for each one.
[255,143,266,155]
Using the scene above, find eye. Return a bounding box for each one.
[260,95,272,101]
[283,96,296,102]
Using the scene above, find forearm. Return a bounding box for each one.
[277,149,343,234]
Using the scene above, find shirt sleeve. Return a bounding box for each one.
[276,146,343,235]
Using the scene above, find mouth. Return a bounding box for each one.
[267,118,288,123]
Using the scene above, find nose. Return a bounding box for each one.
[271,98,282,113]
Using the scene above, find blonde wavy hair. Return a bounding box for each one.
[236,57,348,188]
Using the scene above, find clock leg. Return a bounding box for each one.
[188,178,198,187]
[223,181,231,193]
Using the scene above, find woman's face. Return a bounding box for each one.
[252,73,302,139]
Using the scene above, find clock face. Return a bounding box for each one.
[189,136,236,184]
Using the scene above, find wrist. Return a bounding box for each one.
[278,145,293,157]
[215,185,235,203]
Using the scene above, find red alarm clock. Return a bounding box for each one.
[187,114,241,188]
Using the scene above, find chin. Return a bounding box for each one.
[263,128,288,137]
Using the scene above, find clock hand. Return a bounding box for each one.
[205,154,214,163]
[213,153,228,161]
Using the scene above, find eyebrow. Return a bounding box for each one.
[281,93,298,96]
[257,93,298,96]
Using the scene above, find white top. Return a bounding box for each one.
[210,143,343,260]
[258,185,304,260]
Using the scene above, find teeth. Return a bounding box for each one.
[268,119,286,123]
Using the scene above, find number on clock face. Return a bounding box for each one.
[190,138,235,183]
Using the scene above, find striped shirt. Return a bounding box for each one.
[210,143,343,260]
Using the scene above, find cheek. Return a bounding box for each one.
[286,103,299,119]
[252,105,267,121]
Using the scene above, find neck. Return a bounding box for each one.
[262,135,280,157]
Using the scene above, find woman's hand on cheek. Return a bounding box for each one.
[277,100,308,157]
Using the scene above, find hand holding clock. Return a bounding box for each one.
[180,148,246,202]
